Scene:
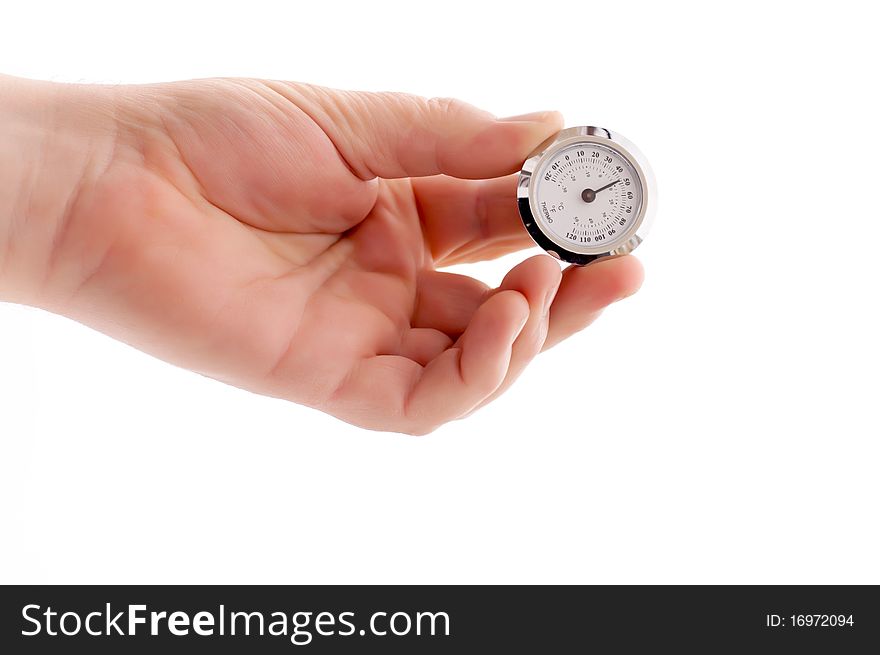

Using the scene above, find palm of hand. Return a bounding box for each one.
[55,79,642,433]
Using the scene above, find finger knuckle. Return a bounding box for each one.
[425,96,469,122]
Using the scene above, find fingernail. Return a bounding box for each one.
[498,110,555,123]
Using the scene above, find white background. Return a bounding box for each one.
[1,0,878,584]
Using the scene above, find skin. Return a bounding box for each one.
[0,75,643,434]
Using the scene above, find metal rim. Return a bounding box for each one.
[517,126,656,265]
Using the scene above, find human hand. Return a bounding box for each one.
[0,76,643,434]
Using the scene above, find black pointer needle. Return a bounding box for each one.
[581,178,620,203]
[594,179,621,193]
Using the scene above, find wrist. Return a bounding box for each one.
[0,76,121,307]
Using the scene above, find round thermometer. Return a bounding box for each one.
[517,126,655,265]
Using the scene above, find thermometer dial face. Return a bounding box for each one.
[517,127,655,265]
[533,143,642,252]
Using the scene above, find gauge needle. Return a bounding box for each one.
[581,178,620,203]
[595,179,621,193]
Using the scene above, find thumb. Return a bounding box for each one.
[273,82,563,179]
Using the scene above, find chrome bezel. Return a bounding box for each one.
[517,126,656,265]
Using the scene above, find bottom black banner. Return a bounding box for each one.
[1,585,876,653]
